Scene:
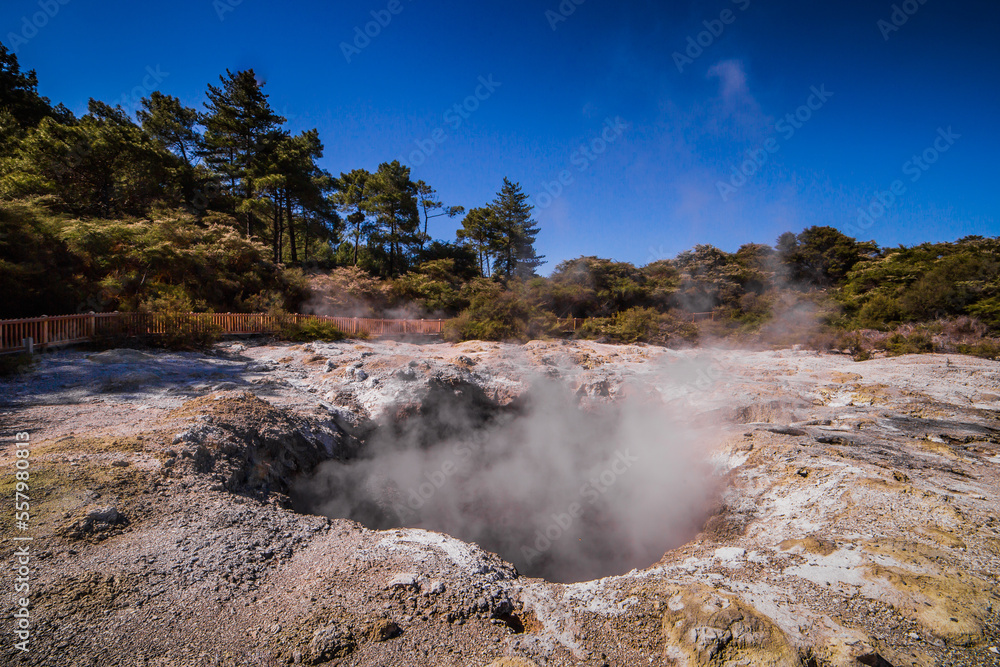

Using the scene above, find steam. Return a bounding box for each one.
[295,377,719,583]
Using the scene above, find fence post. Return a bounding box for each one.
[40,316,49,348]
[23,337,34,355]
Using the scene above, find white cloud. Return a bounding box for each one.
[707,59,751,105]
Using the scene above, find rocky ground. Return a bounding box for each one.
[1,337,998,666]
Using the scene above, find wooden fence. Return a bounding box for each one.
[0,310,723,354]
[0,312,446,354]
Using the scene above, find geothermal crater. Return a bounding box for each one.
[2,339,999,667]
[292,378,719,582]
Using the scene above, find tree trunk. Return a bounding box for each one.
[421,200,429,246]
[303,212,310,263]
[272,199,280,263]
[388,213,396,277]
[286,190,297,265]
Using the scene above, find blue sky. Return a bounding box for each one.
[3,0,998,272]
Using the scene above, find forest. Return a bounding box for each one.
[2,42,998,357]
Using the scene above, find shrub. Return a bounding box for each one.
[389,259,468,315]
[306,267,390,318]
[957,339,1000,360]
[152,324,221,351]
[445,283,549,342]
[575,308,697,346]
[278,318,353,342]
[855,292,903,329]
[613,307,659,343]
[135,298,221,350]
[880,332,934,356]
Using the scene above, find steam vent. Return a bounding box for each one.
[3,339,998,666]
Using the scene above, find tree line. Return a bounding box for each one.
[2,41,998,357]
[0,43,542,280]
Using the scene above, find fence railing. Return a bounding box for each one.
[0,310,722,354]
[0,312,447,354]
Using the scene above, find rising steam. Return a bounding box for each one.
[295,374,721,583]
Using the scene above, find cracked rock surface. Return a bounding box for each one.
[1,339,998,666]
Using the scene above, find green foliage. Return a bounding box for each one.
[612,307,659,343]
[0,43,72,134]
[390,259,471,314]
[576,307,698,345]
[2,42,998,361]
[956,339,1000,360]
[140,313,222,351]
[366,161,421,277]
[446,281,554,342]
[1,105,181,217]
[880,332,934,356]
[839,237,1000,333]
[278,318,349,342]
[488,178,543,279]
[968,296,1000,330]
[137,92,200,166]
[0,200,305,318]
[530,256,679,319]
[672,244,747,313]
[778,226,877,287]
[0,199,92,317]
[307,266,390,318]
[456,207,498,277]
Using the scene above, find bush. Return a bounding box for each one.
[389,259,468,315]
[827,319,1000,361]
[278,318,352,342]
[613,307,660,343]
[957,339,1000,360]
[306,267,390,318]
[575,308,697,346]
[445,283,553,342]
[880,332,934,356]
[151,324,221,351]
[0,200,303,318]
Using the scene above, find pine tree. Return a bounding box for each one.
[137,92,200,166]
[489,177,543,279]
[457,207,497,276]
[275,129,336,264]
[368,161,420,277]
[199,69,285,235]
[334,168,374,266]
